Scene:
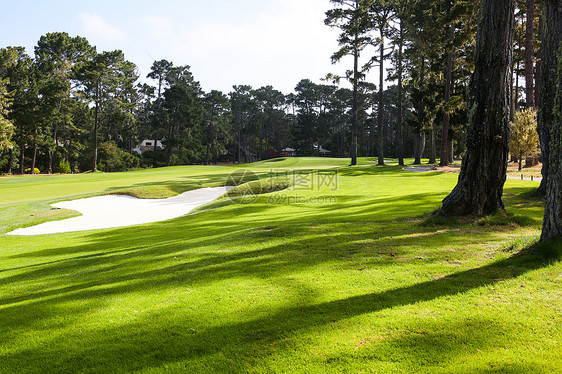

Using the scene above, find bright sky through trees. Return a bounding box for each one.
[0,0,375,93]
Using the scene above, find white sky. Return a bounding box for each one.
[0,0,382,94]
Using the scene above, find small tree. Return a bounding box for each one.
[509,108,539,170]
[0,78,14,152]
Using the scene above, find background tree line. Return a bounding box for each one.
[0,0,546,174]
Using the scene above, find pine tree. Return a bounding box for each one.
[325,0,373,166]
[439,0,516,216]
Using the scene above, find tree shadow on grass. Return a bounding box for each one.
[0,185,551,372]
[0,243,550,373]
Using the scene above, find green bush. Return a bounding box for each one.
[55,160,72,174]
[24,167,40,174]
[97,142,140,172]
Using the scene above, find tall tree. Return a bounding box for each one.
[203,90,231,165]
[536,1,560,195]
[0,78,14,152]
[326,0,373,166]
[0,47,36,174]
[230,85,253,163]
[368,0,394,165]
[160,66,203,166]
[440,0,457,166]
[439,0,515,216]
[76,50,128,171]
[147,59,173,152]
[393,4,406,165]
[540,0,562,240]
[34,32,93,173]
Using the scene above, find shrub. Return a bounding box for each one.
[97,142,139,172]
[55,160,72,174]
[509,109,539,171]
[24,167,40,174]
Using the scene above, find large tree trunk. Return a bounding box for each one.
[377,28,385,166]
[540,0,562,240]
[414,131,425,164]
[525,0,536,108]
[537,4,559,196]
[440,16,455,166]
[439,0,515,216]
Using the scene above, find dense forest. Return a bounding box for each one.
[0,0,546,174]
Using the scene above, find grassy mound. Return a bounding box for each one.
[223,176,292,200]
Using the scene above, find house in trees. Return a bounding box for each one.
[281,148,297,157]
[133,140,163,154]
[314,144,331,157]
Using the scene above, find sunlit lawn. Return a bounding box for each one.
[0,158,560,373]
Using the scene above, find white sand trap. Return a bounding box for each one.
[7,186,233,236]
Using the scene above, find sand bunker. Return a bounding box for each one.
[7,186,233,236]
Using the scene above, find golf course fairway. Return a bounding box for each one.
[0,158,560,373]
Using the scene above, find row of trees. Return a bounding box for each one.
[325,0,547,169]
[431,0,560,245]
[324,0,561,242]
[0,0,545,175]
[0,31,432,174]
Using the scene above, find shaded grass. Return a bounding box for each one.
[0,158,559,373]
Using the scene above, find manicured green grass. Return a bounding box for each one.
[0,158,560,373]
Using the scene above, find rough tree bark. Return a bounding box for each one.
[414,131,425,164]
[540,0,562,241]
[439,0,515,216]
[537,2,560,196]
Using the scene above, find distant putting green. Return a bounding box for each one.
[1,158,560,373]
